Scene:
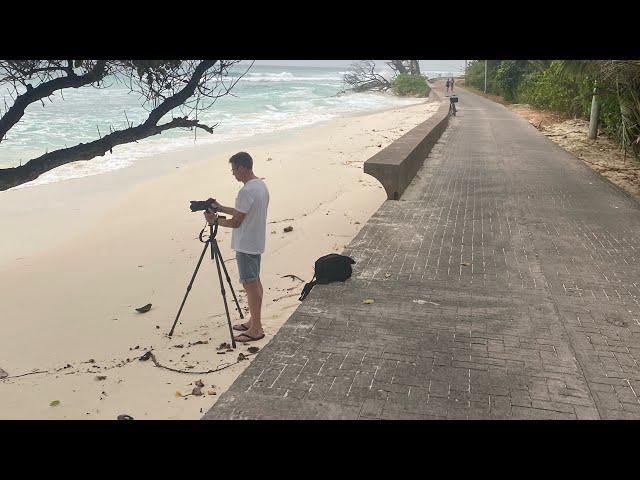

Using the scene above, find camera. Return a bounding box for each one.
[449,95,458,103]
[190,198,218,212]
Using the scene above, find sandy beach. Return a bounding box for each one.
[0,99,439,419]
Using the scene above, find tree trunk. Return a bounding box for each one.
[391,60,408,74]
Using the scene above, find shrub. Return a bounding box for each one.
[392,74,430,97]
[466,59,639,159]
[495,60,528,101]
[516,64,588,117]
[465,60,501,94]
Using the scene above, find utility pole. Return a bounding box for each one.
[588,80,599,140]
[484,60,488,93]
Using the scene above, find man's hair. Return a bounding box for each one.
[229,152,253,170]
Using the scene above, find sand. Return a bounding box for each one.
[0,99,440,419]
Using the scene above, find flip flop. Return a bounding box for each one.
[234,333,265,343]
[232,323,249,332]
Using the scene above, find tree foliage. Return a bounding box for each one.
[465,60,640,159]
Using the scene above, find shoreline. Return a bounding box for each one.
[0,97,430,267]
[3,94,429,189]
[0,98,439,419]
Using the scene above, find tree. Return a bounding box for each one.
[343,60,424,94]
[494,60,528,101]
[0,60,249,190]
[557,60,640,158]
[387,60,421,76]
[343,60,392,92]
[388,60,408,75]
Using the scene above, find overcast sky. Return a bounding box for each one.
[246,60,466,73]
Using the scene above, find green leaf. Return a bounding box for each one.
[49,400,60,407]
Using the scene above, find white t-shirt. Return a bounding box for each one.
[231,178,270,254]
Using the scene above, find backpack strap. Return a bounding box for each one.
[299,279,317,301]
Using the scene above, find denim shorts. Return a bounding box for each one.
[236,252,261,284]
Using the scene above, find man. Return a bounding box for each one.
[204,152,270,343]
[450,77,455,93]
[445,78,450,94]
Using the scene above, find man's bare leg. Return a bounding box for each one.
[235,278,264,339]
[236,278,263,331]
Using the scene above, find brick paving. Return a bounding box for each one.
[203,83,640,420]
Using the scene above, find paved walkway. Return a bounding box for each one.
[204,82,640,420]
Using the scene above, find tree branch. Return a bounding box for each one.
[0,116,216,191]
[343,60,391,92]
[0,60,245,190]
[144,60,219,126]
[0,61,107,143]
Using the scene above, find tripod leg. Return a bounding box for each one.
[211,240,244,320]
[168,241,210,337]
[213,245,237,349]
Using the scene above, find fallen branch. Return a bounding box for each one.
[268,218,295,224]
[281,274,305,282]
[147,351,253,375]
[2,370,49,379]
[273,293,300,302]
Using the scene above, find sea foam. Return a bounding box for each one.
[3,65,424,189]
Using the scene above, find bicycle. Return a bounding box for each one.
[449,95,458,116]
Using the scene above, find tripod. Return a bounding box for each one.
[168,218,243,348]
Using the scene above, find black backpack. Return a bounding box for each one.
[298,254,356,301]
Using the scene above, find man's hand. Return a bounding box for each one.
[204,209,218,225]
[208,198,221,211]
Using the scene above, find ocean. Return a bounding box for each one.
[0,64,427,188]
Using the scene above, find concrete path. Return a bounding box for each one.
[204,83,640,420]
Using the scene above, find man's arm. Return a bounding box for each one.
[205,191,251,228]
[217,211,246,228]
[204,207,246,228]
[214,203,239,216]
[204,199,237,217]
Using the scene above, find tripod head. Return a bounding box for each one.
[199,214,226,243]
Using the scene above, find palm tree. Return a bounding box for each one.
[557,60,640,159]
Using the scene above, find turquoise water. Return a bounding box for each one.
[0,64,425,187]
